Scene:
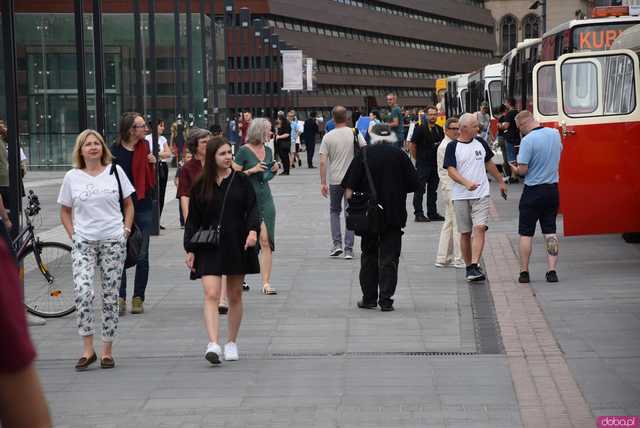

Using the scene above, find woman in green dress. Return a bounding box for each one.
[233,118,279,295]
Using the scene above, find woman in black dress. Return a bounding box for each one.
[184,137,260,365]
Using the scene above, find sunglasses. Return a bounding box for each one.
[447,127,460,130]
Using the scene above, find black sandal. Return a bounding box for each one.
[75,353,97,371]
[100,356,115,369]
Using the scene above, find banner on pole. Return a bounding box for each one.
[305,58,315,91]
[282,50,303,91]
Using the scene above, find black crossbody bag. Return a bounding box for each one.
[111,163,143,269]
[345,145,384,236]
[189,171,235,249]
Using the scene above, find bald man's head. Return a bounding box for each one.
[458,113,479,140]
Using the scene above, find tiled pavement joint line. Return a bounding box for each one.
[484,232,595,428]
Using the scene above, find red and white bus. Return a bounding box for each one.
[508,7,640,116]
[532,23,640,238]
[540,9,640,61]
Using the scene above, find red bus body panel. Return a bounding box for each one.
[559,121,640,236]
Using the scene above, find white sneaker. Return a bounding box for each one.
[453,261,466,269]
[224,342,239,361]
[329,245,343,257]
[205,342,222,364]
[434,262,450,268]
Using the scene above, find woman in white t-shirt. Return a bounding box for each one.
[145,119,172,228]
[58,129,135,371]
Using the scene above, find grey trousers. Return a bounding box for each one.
[329,184,354,251]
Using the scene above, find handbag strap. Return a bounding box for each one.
[361,147,378,204]
[110,162,125,218]
[215,170,236,229]
[352,128,361,158]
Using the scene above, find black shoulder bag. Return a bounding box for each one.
[111,163,143,269]
[345,147,385,236]
[189,171,235,249]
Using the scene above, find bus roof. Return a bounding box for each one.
[483,62,503,78]
[612,23,640,52]
[543,16,640,39]
[516,38,542,49]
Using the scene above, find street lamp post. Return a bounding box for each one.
[262,28,272,117]
[224,0,234,119]
[270,34,279,112]
[239,7,251,114]
[253,19,266,117]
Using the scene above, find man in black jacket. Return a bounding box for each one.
[342,124,421,311]
[302,112,320,168]
[409,106,445,222]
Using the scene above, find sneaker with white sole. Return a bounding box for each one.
[343,250,353,260]
[434,261,450,268]
[329,245,343,257]
[453,260,467,269]
[224,342,239,361]
[205,342,222,364]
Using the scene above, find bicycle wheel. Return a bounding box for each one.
[21,241,76,318]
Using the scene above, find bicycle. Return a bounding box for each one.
[13,190,75,318]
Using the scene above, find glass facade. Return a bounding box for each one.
[1,8,223,169]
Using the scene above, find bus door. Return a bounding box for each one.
[555,49,640,236]
[485,77,503,140]
[533,61,559,126]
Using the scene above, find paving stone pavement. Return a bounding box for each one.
[27,158,640,427]
[30,163,521,428]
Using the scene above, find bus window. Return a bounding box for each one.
[537,64,557,116]
[562,61,599,116]
[603,54,636,116]
[488,80,502,115]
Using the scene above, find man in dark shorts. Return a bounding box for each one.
[510,111,563,284]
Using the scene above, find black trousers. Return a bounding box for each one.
[412,164,439,217]
[277,140,291,174]
[158,162,169,219]
[304,140,315,167]
[360,227,403,307]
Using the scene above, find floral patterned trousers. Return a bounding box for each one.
[71,237,126,341]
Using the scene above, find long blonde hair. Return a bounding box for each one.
[72,129,112,169]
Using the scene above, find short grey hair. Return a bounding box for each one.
[458,113,478,130]
[246,118,271,145]
[186,127,211,155]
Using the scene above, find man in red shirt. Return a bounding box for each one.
[0,240,51,427]
[238,111,252,146]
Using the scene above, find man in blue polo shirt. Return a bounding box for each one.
[510,111,563,284]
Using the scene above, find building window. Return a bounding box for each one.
[523,14,540,39]
[501,15,518,53]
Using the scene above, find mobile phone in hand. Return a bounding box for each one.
[501,189,507,200]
